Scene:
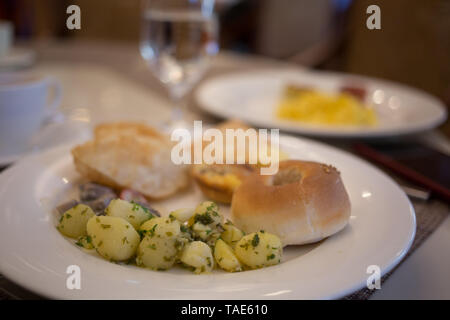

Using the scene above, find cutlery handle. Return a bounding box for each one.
[353,143,450,203]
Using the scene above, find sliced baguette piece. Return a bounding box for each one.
[72,122,189,199]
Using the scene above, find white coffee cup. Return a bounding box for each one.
[0,73,62,159]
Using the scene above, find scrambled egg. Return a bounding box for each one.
[276,87,377,126]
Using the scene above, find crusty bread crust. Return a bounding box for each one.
[231,160,351,246]
[72,122,189,199]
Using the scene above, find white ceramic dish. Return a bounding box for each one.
[196,70,447,138]
[0,135,416,299]
[0,119,90,166]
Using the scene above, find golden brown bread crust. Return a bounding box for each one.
[191,164,255,204]
[94,122,166,141]
[72,122,189,199]
[231,160,351,246]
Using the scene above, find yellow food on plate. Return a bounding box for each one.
[220,220,244,248]
[86,215,140,261]
[188,201,224,246]
[169,208,195,223]
[180,241,214,274]
[276,86,377,126]
[105,198,154,229]
[56,195,287,273]
[214,239,242,272]
[57,204,95,239]
[234,231,282,269]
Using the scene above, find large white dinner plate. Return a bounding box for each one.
[0,135,415,299]
[196,70,447,138]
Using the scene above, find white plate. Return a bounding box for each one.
[196,70,447,138]
[0,119,91,167]
[0,136,416,299]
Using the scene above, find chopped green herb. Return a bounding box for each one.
[100,224,111,229]
[148,224,158,237]
[138,229,147,238]
[194,213,213,225]
[251,234,260,247]
[267,254,275,261]
[131,201,150,214]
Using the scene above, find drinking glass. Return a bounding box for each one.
[140,0,218,130]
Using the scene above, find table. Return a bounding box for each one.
[0,40,448,299]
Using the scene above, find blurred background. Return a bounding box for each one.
[1,0,449,135]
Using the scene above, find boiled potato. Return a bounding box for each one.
[57,204,95,239]
[221,221,244,248]
[105,199,154,229]
[169,208,194,223]
[180,241,214,274]
[188,201,222,227]
[234,231,282,269]
[214,239,242,272]
[87,216,140,261]
[191,222,213,240]
[136,217,182,270]
[189,201,223,245]
[136,235,179,270]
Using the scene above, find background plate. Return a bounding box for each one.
[196,70,447,138]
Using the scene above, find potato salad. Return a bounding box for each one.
[57,197,283,274]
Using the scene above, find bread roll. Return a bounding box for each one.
[72,122,189,199]
[231,160,351,246]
